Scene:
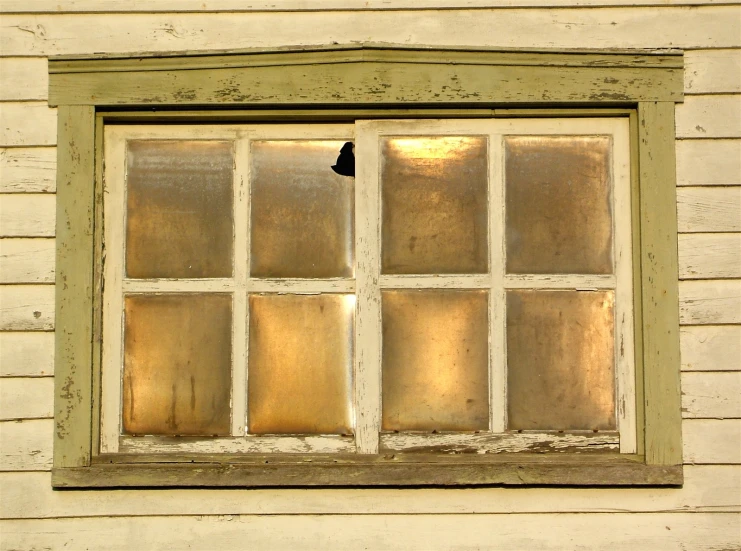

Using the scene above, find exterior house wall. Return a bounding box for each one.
[0,2,739,549]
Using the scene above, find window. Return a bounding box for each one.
[50,44,683,486]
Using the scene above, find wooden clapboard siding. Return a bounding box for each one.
[683,419,741,464]
[0,194,56,237]
[675,139,741,187]
[0,147,57,193]
[0,0,736,12]
[0,58,48,101]
[681,372,741,419]
[0,238,55,283]
[0,377,54,420]
[679,280,741,325]
[677,187,741,233]
[0,102,57,146]
[0,8,739,57]
[678,233,741,279]
[680,326,741,372]
[0,285,55,331]
[684,49,741,94]
[0,418,53,471]
[1,466,738,520]
[675,95,741,139]
[2,513,740,551]
[0,332,54,377]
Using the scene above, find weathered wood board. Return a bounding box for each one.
[680,326,741,372]
[0,238,55,283]
[0,331,55,377]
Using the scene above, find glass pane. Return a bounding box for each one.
[248,294,354,434]
[126,140,234,279]
[382,290,489,431]
[250,141,354,278]
[506,290,616,430]
[122,294,232,436]
[505,136,613,274]
[381,136,488,274]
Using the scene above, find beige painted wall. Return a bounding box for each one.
[0,2,739,549]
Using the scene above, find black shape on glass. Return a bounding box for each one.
[332,142,355,177]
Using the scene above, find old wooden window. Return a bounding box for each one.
[100,118,635,458]
[50,44,684,486]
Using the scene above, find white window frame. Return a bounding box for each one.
[100,117,634,457]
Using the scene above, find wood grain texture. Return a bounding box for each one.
[54,105,95,470]
[680,326,741,372]
[638,102,682,466]
[0,194,55,237]
[2,513,740,551]
[2,466,737,520]
[679,280,741,325]
[681,372,741,419]
[677,187,741,232]
[684,49,741,94]
[0,331,54,377]
[683,419,741,464]
[679,233,741,279]
[0,285,54,331]
[48,61,682,106]
[676,95,741,138]
[0,0,736,12]
[0,238,55,283]
[5,418,734,474]
[0,377,54,420]
[0,418,52,471]
[1,8,739,56]
[0,102,57,147]
[675,139,741,187]
[0,147,57,193]
[0,58,48,101]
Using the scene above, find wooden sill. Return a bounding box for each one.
[52,453,682,488]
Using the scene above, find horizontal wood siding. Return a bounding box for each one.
[2,513,740,551]
[0,3,739,549]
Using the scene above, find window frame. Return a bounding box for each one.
[50,43,683,487]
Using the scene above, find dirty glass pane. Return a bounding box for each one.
[126,140,234,279]
[382,290,489,431]
[506,290,616,430]
[122,294,232,436]
[248,294,354,434]
[505,136,613,274]
[381,136,488,274]
[250,141,354,278]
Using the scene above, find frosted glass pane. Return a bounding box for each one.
[126,140,234,279]
[505,136,613,274]
[250,141,354,278]
[506,290,616,430]
[248,294,354,434]
[382,290,489,431]
[122,294,232,436]
[381,136,488,274]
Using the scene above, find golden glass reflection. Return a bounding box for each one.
[123,294,232,436]
[506,290,616,430]
[382,290,489,431]
[248,294,354,434]
[505,136,613,274]
[381,136,488,274]
[250,141,354,278]
[126,140,234,279]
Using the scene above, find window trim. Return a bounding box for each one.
[50,44,683,487]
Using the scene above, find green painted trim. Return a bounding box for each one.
[50,44,685,486]
[47,45,683,107]
[52,455,682,488]
[637,102,682,466]
[53,105,96,469]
